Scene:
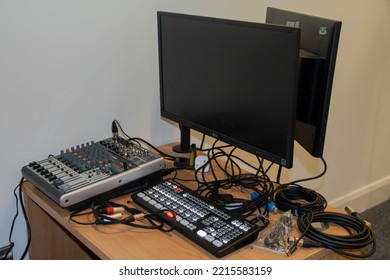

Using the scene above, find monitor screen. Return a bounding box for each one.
[158,12,300,168]
[266,7,342,157]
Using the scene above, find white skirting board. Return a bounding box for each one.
[329,175,390,212]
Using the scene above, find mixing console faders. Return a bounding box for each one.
[22,136,165,210]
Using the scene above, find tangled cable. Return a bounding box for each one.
[69,201,176,233]
[193,140,274,228]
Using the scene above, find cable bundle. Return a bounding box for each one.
[291,211,376,258]
[273,184,327,216]
[194,140,275,226]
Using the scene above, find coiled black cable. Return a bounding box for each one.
[273,184,327,216]
[293,211,376,258]
[273,157,328,216]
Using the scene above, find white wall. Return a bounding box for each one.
[1,0,389,259]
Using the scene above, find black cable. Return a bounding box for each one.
[1,184,19,260]
[273,157,328,216]
[2,177,30,260]
[286,157,328,186]
[197,137,274,176]
[289,211,376,258]
[18,178,31,260]
[193,139,274,227]
[273,184,327,216]
[112,119,176,161]
[276,165,283,184]
[130,136,177,161]
[69,201,176,233]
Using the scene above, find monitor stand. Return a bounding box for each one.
[172,125,191,153]
[172,125,194,169]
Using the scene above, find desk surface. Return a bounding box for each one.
[23,143,345,260]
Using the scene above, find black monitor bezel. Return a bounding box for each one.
[266,7,342,157]
[157,11,301,168]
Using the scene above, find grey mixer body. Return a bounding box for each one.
[22,137,165,210]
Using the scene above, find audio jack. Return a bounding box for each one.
[112,121,119,140]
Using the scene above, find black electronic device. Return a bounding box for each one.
[131,179,261,258]
[21,137,165,210]
[158,11,300,168]
[266,7,342,157]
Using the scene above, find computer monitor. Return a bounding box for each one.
[266,7,342,157]
[157,11,300,168]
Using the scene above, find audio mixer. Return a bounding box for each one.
[21,136,165,210]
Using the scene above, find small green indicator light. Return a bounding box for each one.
[319,26,327,35]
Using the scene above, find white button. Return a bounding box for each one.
[212,240,223,247]
[197,230,207,238]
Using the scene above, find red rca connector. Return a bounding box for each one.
[98,206,125,215]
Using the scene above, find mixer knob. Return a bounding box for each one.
[52,179,64,188]
[32,164,41,170]
[40,169,49,175]
[29,161,37,167]
[48,175,57,181]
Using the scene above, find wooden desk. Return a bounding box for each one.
[23,144,346,260]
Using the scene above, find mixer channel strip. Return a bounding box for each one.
[131,180,261,258]
[21,137,165,209]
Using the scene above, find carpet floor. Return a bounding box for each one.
[361,199,390,260]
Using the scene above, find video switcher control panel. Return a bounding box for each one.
[132,180,261,257]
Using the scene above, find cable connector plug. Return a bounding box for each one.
[345,205,364,221]
[285,238,298,256]
[267,201,278,213]
[98,206,125,215]
[132,213,145,221]
[122,213,145,223]
[112,121,119,140]
[288,236,321,249]
[345,205,371,227]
